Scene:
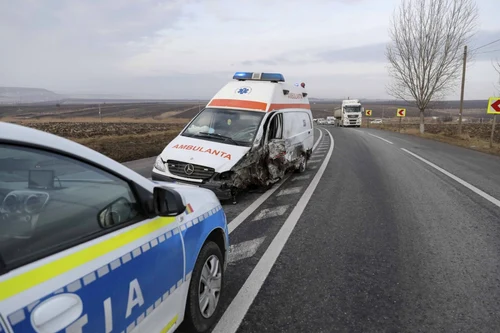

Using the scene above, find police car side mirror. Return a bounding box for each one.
[153,186,186,216]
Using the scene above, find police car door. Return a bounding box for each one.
[0,143,184,333]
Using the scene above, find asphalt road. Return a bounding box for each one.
[127,126,500,332]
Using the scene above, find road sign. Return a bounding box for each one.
[365,109,372,116]
[397,108,406,117]
[487,97,500,114]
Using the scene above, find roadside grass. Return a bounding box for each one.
[375,125,500,157]
[2,116,191,124]
[74,130,182,162]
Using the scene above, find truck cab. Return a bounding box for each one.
[335,99,363,127]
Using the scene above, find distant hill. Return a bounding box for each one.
[0,87,63,104]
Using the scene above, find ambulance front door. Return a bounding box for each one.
[264,112,291,179]
[0,142,184,333]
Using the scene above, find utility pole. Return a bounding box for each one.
[98,103,102,122]
[458,45,467,135]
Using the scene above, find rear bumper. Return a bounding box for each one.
[151,170,233,200]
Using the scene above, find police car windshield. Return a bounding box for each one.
[182,108,265,147]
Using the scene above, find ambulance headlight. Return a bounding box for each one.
[154,156,166,172]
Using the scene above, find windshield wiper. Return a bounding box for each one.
[198,132,241,146]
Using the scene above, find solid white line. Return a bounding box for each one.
[401,148,500,208]
[227,128,324,234]
[366,132,394,145]
[252,205,289,221]
[228,237,266,264]
[212,128,335,333]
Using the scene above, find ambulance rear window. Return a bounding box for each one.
[182,108,265,146]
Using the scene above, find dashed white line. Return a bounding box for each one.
[366,132,394,145]
[252,205,289,221]
[228,128,324,234]
[402,148,500,208]
[228,237,266,264]
[292,174,311,181]
[277,186,302,196]
[308,160,321,164]
[227,174,291,234]
[212,128,335,333]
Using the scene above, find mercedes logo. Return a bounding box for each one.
[184,164,195,175]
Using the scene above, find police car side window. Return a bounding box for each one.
[0,144,144,271]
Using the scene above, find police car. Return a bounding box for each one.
[0,122,229,333]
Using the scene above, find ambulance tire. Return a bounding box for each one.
[182,241,224,333]
[295,154,307,173]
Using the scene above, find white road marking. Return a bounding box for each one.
[252,205,289,221]
[212,129,335,333]
[292,174,311,181]
[308,160,321,164]
[228,128,324,234]
[277,186,302,196]
[228,174,290,234]
[402,148,500,208]
[309,165,318,170]
[366,132,394,145]
[228,237,266,264]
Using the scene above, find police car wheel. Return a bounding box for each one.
[183,241,224,332]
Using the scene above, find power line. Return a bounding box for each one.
[471,38,500,52]
[476,48,500,55]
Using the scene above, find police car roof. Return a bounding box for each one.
[0,122,149,185]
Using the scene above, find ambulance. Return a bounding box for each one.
[152,72,314,201]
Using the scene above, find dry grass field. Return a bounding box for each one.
[1,101,496,161]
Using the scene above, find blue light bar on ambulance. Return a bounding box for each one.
[233,72,285,82]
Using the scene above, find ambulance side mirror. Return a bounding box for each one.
[153,187,186,217]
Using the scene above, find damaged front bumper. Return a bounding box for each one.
[151,170,234,201]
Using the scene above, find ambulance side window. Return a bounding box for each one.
[0,144,145,271]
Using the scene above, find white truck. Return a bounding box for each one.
[334,99,363,127]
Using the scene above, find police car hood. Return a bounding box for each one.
[160,135,251,172]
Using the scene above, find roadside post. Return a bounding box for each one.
[365,109,372,128]
[487,97,500,148]
[397,108,406,133]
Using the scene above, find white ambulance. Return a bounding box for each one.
[152,72,314,202]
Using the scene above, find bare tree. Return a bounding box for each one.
[386,0,479,133]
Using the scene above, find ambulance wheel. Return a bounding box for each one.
[182,241,224,333]
[295,154,307,173]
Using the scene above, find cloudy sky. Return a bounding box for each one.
[1,0,499,100]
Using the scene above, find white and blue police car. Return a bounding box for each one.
[0,122,229,333]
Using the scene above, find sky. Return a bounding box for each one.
[1,0,499,100]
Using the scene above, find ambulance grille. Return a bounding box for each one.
[167,160,215,180]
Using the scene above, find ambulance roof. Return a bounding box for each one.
[207,72,310,113]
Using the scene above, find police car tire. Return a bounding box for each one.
[182,241,224,332]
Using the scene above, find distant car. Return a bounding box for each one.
[326,117,336,125]
[0,122,229,333]
[371,119,383,124]
[317,118,326,125]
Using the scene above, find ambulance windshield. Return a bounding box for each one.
[182,108,265,146]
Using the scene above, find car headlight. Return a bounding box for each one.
[154,156,166,172]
